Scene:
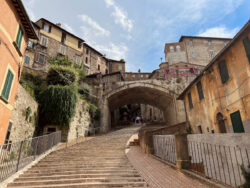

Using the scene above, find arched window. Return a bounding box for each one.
[98,64,100,71]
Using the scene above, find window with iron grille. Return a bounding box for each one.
[187,92,193,109]
[196,81,204,100]
[218,60,229,84]
[243,36,250,64]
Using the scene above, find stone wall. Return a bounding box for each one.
[9,85,38,142]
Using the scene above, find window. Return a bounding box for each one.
[61,32,66,44]
[27,40,34,48]
[192,51,195,57]
[24,55,30,65]
[169,46,174,52]
[140,74,144,78]
[78,41,82,49]
[118,65,122,71]
[187,92,193,109]
[38,54,45,64]
[3,121,12,150]
[243,36,250,64]
[98,64,100,71]
[15,25,23,49]
[176,45,181,52]
[43,23,51,33]
[198,125,203,133]
[86,48,89,54]
[224,41,227,46]
[1,69,14,101]
[189,39,193,45]
[85,57,88,64]
[59,44,66,55]
[75,55,82,65]
[218,60,229,84]
[208,40,212,45]
[84,67,89,74]
[40,35,48,47]
[209,50,214,58]
[105,69,108,74]
[196,81,204,100]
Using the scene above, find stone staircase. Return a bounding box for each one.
[7,127,149,187]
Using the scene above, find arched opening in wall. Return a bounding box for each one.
[103,85,182,131]
[216,113,227,133]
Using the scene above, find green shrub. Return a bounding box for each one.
[47,66,77,86]
[78,83,92,99]
[88,103,101,121]
[48,56,72,67]
[39,85,77,127]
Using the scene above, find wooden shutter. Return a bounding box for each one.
[230,111,245,133]
[15,25,23,49]
[243,36,250,64]
[1,70,14,100]
[218,60,229,84]
[25,56,30,64]
[196,81,204,100]
[187,92,193,109]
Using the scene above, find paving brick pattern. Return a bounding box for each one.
[127,146,214,188]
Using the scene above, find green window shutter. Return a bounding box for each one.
[1,70,14,101]
[188,92,193,109]
[243,36,250,64]
[218,60,229,84]
[196,81,204,100]
[25,56,30,64]
[15,25,24,49]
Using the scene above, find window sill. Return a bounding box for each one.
[0,96,9,104]
[12,41,22,57]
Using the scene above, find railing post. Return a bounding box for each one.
[175,133,191,170]
[16,141,24,172]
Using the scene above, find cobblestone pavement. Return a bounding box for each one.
[127,146,215,188]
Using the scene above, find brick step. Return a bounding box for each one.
[22,169,138,176]
[16,173,141,180]
[35,162,131,166]
[29,166,134,171]
[8,177,145,186]
[7,181,149,188]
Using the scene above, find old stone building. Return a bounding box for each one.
[106,59,126,73]
[0,0,37,144]
[165,36,232,67]
[178,20,250,134]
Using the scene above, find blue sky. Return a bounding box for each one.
[23,0,250,72]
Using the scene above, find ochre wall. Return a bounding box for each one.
[0,0,28,144]
[183,27,250,134]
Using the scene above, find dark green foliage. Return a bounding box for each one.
[25,107,32,122]
[39,85,77,126]
[20,72,44,100]
[241,165,250,188]
[75,68,86,79]
[48,56,72,67]
[88,103,101,121]
[47,66,77,86]
[78,83,92,100]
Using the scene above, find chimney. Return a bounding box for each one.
[56,23,61,27]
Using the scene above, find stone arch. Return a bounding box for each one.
[100,81,186,132]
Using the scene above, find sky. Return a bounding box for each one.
[23,0,250,72]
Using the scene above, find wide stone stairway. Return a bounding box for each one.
[7,126,148,188]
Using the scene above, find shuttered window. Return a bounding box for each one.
[196,81,204,100]
[187,92,193,109]
[218,60,229,84]
[1,70,14,101]
[24,56,30,65]
[243,36,250,64]
[15,25,23,49]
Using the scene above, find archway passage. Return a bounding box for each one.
[100,82,186,132]
[216,113,227,133]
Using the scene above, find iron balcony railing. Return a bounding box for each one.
[0,131,61,182]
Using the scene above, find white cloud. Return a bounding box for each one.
[93,43,128,60]
[104,0,133,32]
[198,26,239,38]
[79,15,110,37]
[62,23,74,34]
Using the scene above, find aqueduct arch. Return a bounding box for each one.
[100,80,186,132]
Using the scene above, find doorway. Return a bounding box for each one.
[216,113,227,133]
[230,110,245,133]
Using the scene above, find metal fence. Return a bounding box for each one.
[0,131,61,182]
[188,141,250,187]
[153,135,176,164]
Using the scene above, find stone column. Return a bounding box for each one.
[100,98,111,133]
[175,133,191,169]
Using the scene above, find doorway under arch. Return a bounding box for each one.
[216,113,227,133]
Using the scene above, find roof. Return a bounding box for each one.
[106,58,126,64]
[179,35,232,42]
[178,19,250,100]
[84,43,104,57]
[11,0,38,39]
[36,18,84,42]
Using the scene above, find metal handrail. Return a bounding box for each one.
[0,131,61,182]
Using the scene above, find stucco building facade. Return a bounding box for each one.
[178,20,250,134]
[0,0,37,144]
